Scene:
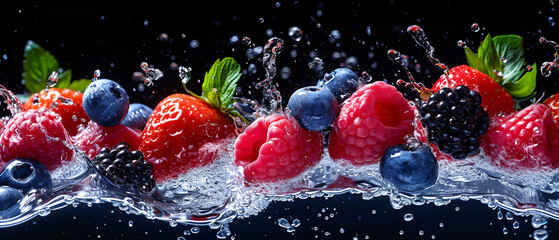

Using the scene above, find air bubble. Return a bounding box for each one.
[471,23,480,32]
[242,37,252,45]
[403,213,414,221]
[288,26,303,42]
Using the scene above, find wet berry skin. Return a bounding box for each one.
[0,186,23,218]
[121,103,153,130]
[379,144,438,191]
[83,79,130,127]
[0,158,52,192]
[287,86,339,131]
[317,68,360,104]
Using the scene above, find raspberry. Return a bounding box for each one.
[234,114,323,183]
[481,104,559,170]
[328,81,415,166]
[418,85,489,159]
[73,121,141,159]
[0,109,74,171]
[92,142,155,192]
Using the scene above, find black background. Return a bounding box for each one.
[0,0,558,239]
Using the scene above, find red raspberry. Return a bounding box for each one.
[0,109,74,171]
[328,81,415,166]
[234,114,323,183]
[481,103,559,170]
[73,121,141,159]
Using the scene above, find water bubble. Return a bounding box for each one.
[191,227,200,234]
[190,40,200,48]
[230,35,240,44]
[526,65,534,72]
[288,26,303,42]
[531,215,548,228]
[403,213,414,221]
[158,33,169,42]
[128,220,133,227]
[92,69,101,81]
[140,62,163,86]
[471,23,480,32]
[329,30,342,43]
[242,37,252,45]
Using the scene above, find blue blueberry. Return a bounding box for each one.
[121,103,153,130]
[0,158,53,192]
[0,186,22,218]
[287,86,339,131]
[379,144,438,191]
[317,68,360,104]
[83,79,130,127]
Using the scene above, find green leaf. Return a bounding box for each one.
[67,78,91,93]
[202,57,242,108]
[477,34,503,83]
[464,47,489,75]
[503,62,537,99]
[56,69,72,89]
[493,35,526,84]
[23,40,60,93]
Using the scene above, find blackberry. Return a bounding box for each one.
[92,142,155,192]
[418,85,489,159]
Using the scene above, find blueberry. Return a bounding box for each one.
[0,186,22,218]
[83,79,130,127]
[121,103,153,130]
[317,68,360,104]
[0,158,53,192]
[379,145,438,191]
[287,86,339,131]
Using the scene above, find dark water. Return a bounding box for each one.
[0,1,558,239]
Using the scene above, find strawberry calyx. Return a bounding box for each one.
[182,57,246,123]
[464,33,537,103]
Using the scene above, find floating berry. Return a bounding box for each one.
[92,142,155,192]
[418,85,489,159]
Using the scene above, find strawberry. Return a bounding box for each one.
[481,104,559,170]
[138,58,243,182]
[328,81,415,166]
[431,65,516,117]
[24,88,90,136]
[73,121,141,159]
[234,114,323,183]
[0,109,74,171]
[543,92,559,126]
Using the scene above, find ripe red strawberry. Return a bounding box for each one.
[0,109,74,171]
[138,58,242,182]
[234,114,323,183]
[543,92,559,126]
[24,88,90,136]
[432,65,516,117]
[73,121,141,159]
[328,81,415,166]
[481,104,559,170]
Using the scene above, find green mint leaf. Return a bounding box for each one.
[493,35,526,84]
[23,40,60,93]
[464,47,489,75]
[502,62,537,98]
[67,78,91,93]
[202,57,242,108]
[477,34,503,83]
[56,69,72,89]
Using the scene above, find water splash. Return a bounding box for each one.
[178,66,192,91]
[308,57,325,77]
[255,37,284,113]
[387,49,430,96]
[0,84,24,118]
[140,62,163,86]
[406,25,449,76]
[539,37,559,77]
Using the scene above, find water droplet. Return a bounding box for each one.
[513,220,520,229]
[288,26,303,42]
[190,39,200,48]
[158,33,169,42]
[503,226,508,235]
[329,30,342,43]
[140,62,163,86]
[497,209,504,220]
[242,37,252,45]
[191,227,200,234]
[259,17,265,23]
[505,212,514,220]
[92,69,101,81]
[471,23,480,32]
[128,220,133,227]
[549,16,556,26]
[526,65,534,72]
[457,40,467,48]
[278,218,291,228]
[47,71,58,88]
[533,229,549,240]
[403,213,414,221]
[531,215,548,228]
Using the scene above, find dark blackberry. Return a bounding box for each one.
[92,142,155,192]
[418,85,489,159]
